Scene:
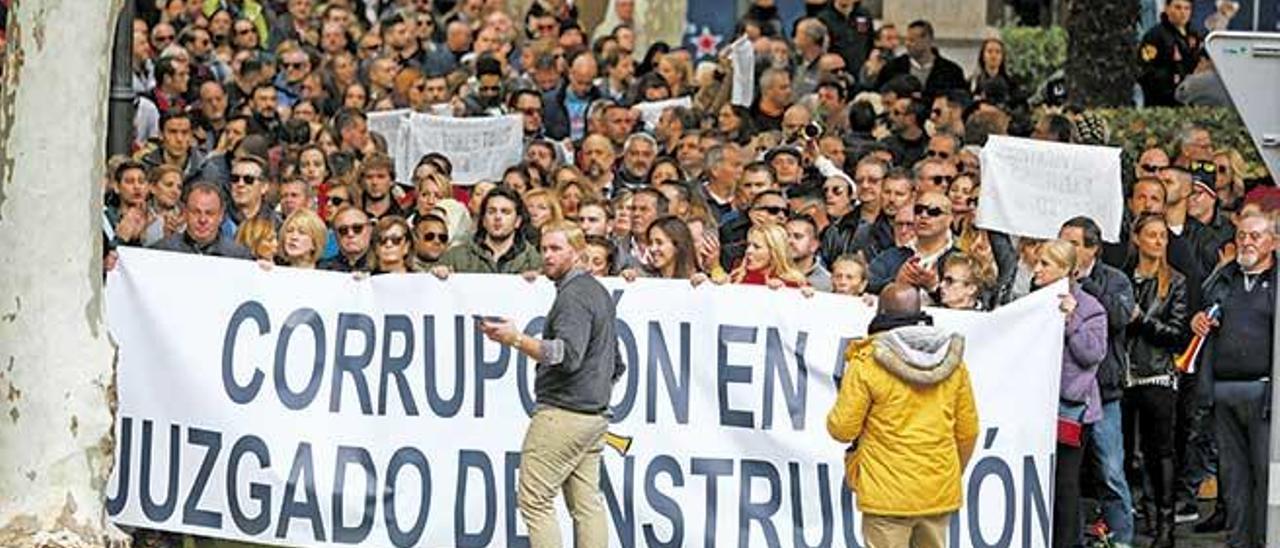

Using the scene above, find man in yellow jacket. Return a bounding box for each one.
[827,282,979,548]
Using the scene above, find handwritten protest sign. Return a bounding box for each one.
[630,96,692,131]
[366,112,524,185]
[976,135,1124,242]
[406,113,523,184]
[366,109,413,184]
[729,37,755,107]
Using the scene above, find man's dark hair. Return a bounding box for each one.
[333,107,367,135]
[181,180,225,209]
[882,74,923,99]
[787,212,820,235]
[232,154,268,173]
[421,152,452,176]
[475,185,529,241]
[584,235,616,273]
[155,56,181,87]
[160,109,191,130]
[939,89,973,110]
[751,189,786,207]
[507,87,543,110]
[633,187,670,215]
[114,159,146,182]
[908,20,935,41]
[1062,216,1102,249]
[475,54,503,78]
[1040,113,1075,143]
[848,101,877,133]
[177,27,208,50]
[743,160,778,184]
[380,9,409,29]
[902,97,929,126]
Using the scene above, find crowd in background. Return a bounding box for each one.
[105,0,1278,547]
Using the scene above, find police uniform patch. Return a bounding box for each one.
[1141,44,1157,62]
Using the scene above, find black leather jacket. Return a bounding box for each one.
[1125,268,1191,382]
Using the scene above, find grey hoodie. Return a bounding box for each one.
[872,325,966,386]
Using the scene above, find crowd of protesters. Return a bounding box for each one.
[104,0,1279,547]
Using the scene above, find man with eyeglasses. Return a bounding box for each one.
[883,96,928,167]
[227,156,281,231]
[868,191,957,295]
[821,159,882,262]
[151,182,253,259]
[508,89,546,142]
[930,91,968,137]
[1194,212,1277,548]
[925,133,960,165]
[412,214,451,271]
[1136,147,1171,180]
[319,207,373,272]
[721,190,790,270]
[914,157,957,195]
[271,47,310,107]
[853,168,915,262]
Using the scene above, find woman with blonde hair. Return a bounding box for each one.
[554,178,597,221]
[236,217,279,262]
[657,53,694,97]
[1213,147,1248,210]
[730,224,809,289]
[1032,238,1108,548]
[523,188,564,236]
[279,209,328,269]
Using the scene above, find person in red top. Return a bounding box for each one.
[730,224,811,292]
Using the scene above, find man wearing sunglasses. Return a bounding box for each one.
[412,214,451,271]
[226,156,280,231]
[914,157,957,195]
[319,207,373,272]
[868,192,956,295]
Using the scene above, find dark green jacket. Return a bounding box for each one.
[439,238,542,274]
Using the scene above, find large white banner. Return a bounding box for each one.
[976,135,1124,242]
[367,111,524,186]
[105,248,1065,547]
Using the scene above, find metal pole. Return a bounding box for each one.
[106,0,135,158]
[1269,246,1280,548]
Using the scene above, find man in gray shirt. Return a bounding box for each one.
[480,220,623,548]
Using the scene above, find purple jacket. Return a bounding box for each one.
[1061,284,1108,424]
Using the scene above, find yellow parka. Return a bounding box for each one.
[826,326,979,516]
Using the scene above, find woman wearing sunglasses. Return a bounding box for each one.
[372,216,414,274]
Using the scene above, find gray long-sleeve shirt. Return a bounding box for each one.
[536,269,624,414]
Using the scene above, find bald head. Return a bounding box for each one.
[878,282,922,315]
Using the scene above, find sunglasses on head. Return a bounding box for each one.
[420,232,448,243]
[754,205,789,216]
[336,223,366,237]
[230,174,258,185]
[914,204,947,217]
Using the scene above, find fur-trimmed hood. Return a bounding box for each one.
[871,325,965,386]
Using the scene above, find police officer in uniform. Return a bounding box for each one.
[1194,212,1277,548]
[1138,0,1200,107]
